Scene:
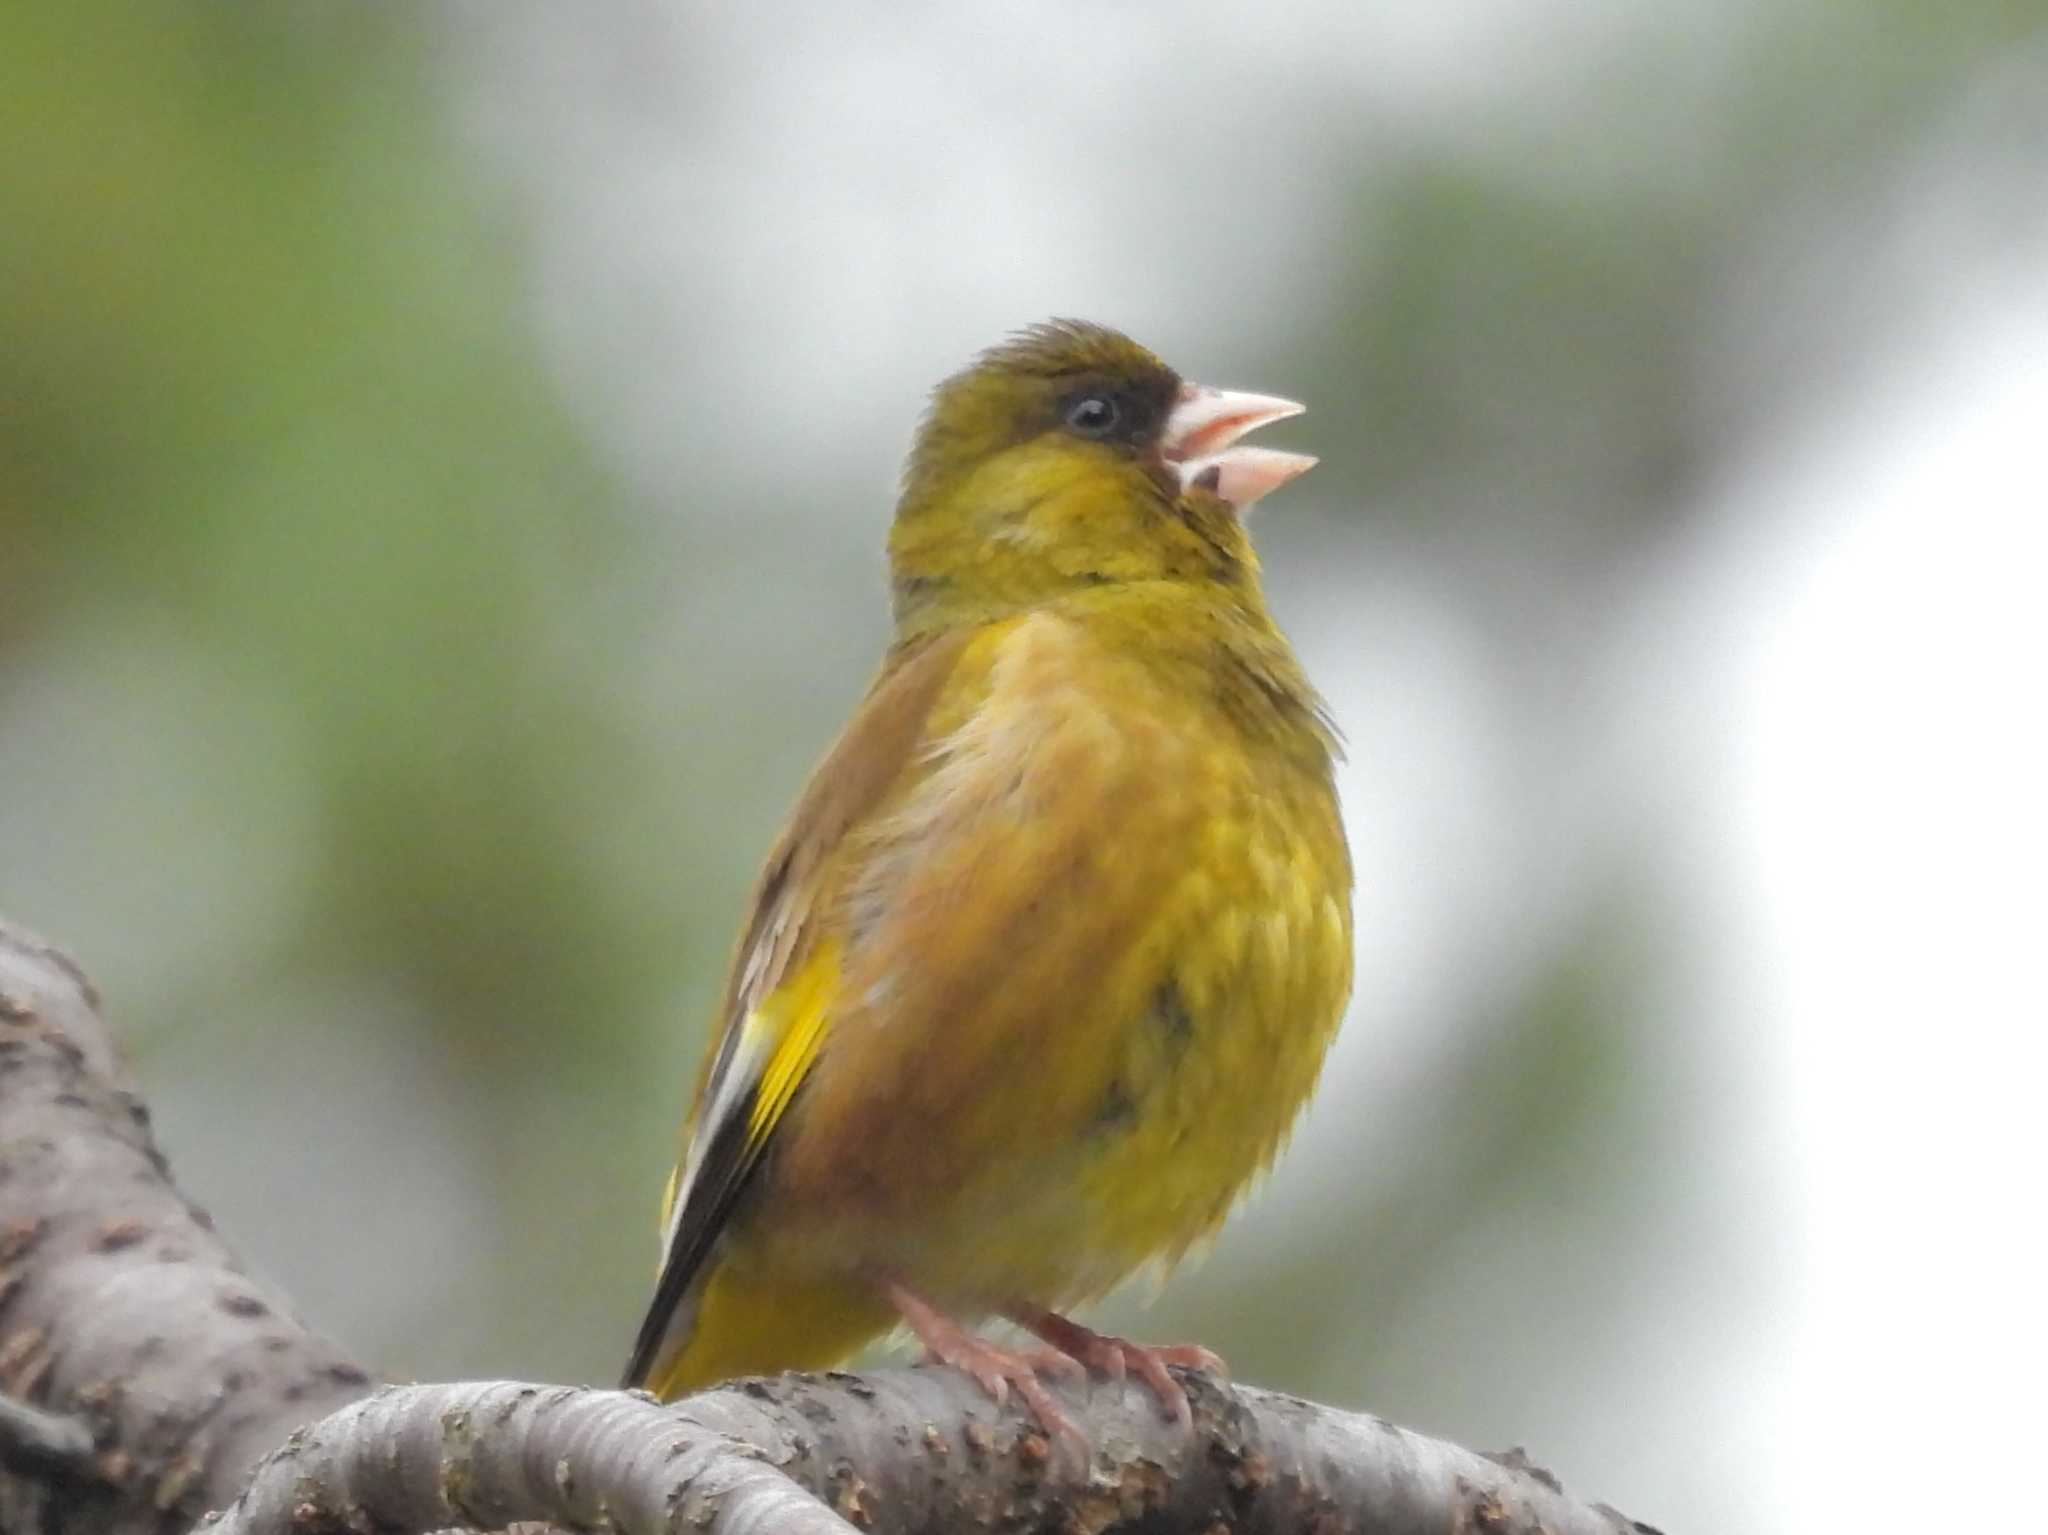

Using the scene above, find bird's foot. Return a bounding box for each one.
[884,1281,1088,1448]
[1007,1305,1224,1429]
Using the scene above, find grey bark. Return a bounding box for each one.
[205,1375,1655,1535]
[0,918,1660,1535]
[0,921,372,1534]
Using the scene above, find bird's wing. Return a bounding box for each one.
[621,629,971,1389]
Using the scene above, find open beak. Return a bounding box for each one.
[1162,383,1317,512]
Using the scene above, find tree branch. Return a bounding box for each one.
[0,917,1660,1535]
[201,1382,853,1535]
[0,920,374,1535]
[208,1373,1654,1535]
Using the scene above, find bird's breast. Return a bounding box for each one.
[760,610,1353,1300]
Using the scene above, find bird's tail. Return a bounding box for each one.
[625,1258,894,1399]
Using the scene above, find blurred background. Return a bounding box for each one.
[4,5,2045,1530]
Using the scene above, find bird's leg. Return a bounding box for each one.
[882,1280,1087,1447]
[1005,1304,1225,1430]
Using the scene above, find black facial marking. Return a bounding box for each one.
[1054,371,1177,454]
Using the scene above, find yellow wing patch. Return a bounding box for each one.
[626,939,845,1390]
[745,937,841,1144]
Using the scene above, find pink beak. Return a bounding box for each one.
[1162,384,1317,511]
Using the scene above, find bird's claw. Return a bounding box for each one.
[890,1282,1090,1448]
[1007,1306,1225,1430]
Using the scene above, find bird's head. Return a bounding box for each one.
[889,320,1315,636]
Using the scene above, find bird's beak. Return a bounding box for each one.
[1162,384,1317,512]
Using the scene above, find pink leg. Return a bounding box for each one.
[883,1281,1088,1447]
[1005,1305,1225,1430]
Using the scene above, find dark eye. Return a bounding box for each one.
[1064,393,1120,437]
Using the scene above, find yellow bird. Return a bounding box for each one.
[623,320,1352,1436]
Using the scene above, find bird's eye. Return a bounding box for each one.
[1064,393,1120,437]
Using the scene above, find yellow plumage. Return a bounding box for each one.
[626,321,1352,1427]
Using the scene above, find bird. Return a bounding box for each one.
[622,319,1352,1440]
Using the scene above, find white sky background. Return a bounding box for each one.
[441,6,2048,1530]
[1701,287,2048,1529]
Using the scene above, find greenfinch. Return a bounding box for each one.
[623,320,1352,1436]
